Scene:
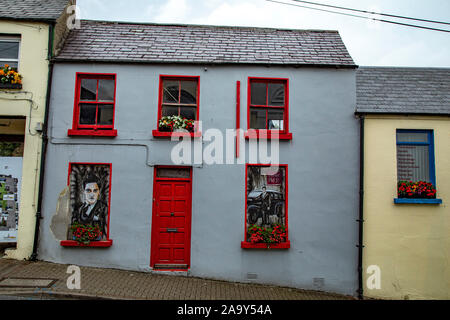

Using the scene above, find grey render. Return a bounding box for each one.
[38,23,359,296]
[356,67,450,115]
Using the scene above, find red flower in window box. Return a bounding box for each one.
[247,224,286,247]
[158,115,195,133]
[70,223,102,245]
[397,181,437,199]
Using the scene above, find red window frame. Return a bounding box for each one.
[60,162,113,247]
[152,75,201,138]
[241,164,290,249]
[68,73,118,137]
[245,77,292,140]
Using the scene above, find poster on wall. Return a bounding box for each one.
[246,165,287,243]
[0,156,23,244]
[68,163,111,242]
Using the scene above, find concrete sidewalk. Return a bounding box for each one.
[0,258,355,300]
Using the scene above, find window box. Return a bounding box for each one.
[152,129,201,138]
[394,198,442,204]
[0,83,22,89]
[60,240,113,247]
[241,241,290,249]
[244,130,292,140]
[154,75,200,136]
[247,77,292,139]
[68,73,117,137]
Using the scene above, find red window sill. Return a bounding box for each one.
[241,241,290,249]
[244,131,292,140]
[152,130,202,138]
[68,129,118,137]
[60,240,113,247]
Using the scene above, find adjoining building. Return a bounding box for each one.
[37,20,361,296]
[356,67,450,300]
[0,0,73,259]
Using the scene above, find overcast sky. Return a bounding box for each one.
[76,0,450,67]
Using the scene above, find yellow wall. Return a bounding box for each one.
[363,115,450,300]
[0,20,50,260]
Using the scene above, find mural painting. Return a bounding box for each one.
[246,165,287,244]
[68,163,111,243]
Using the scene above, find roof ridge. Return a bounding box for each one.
[79,19,340,34]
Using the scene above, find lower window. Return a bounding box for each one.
[396,129,437,200]
[242,164,289,249]
[61,163,113,247]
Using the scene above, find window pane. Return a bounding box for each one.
[161,105,179,117]
[97,104,114,125]
[180,80,197,104]
[179,106,196,120]
[163,80,179,103]
[98,79,115,102]
[268,83,285,106]
[268,109,284,130]
[250,82,266,105]
[250,107,266,129]
[396,131,428,143]
[79,104,97,125]
[247,166,286,233]
[397,145,430,182]
[80,79,97,101]
[0,41,19,60]
[156,168,190,178]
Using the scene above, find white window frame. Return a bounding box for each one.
[0,36,21,70]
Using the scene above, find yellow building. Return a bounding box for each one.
[0,0,73,260]
[357,67,450,300]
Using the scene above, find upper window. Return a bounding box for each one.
[396,129,439,201]
[246,78,291,140]
[68,73,117,136]
[0,37,20,70]
[153,75,200,137]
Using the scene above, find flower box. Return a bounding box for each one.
[397,181,437,199]
[0,83,22,89]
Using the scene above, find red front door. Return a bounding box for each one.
[151,176,192,270]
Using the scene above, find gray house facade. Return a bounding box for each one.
[38,20,360,296]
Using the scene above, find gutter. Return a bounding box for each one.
[356,115,365,299]
[30,22,55,261]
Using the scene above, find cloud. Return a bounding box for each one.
[152,0,191,23]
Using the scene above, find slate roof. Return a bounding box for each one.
[0,0,70,21]
[55,20,356,66]
[356,67,450,115]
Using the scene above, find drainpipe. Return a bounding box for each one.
[30,22,55,261]
[356,115,365,299]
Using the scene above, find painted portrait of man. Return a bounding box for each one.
[68,164,110,241]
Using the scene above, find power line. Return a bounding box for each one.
[289,0,450,26]
[266,0,450,33]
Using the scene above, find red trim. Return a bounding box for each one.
[241,241,290,249]
[61,162,113,248]
[244,130,292,140]
[243,164,289,249]
[236,81,241,158]
[60,240,113,247]
[68,73,117,137]
[247,77,291,139]
[155,75,201,135]
[150,166,193,270]
[152,130,201,138]
[68,129,118,137]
